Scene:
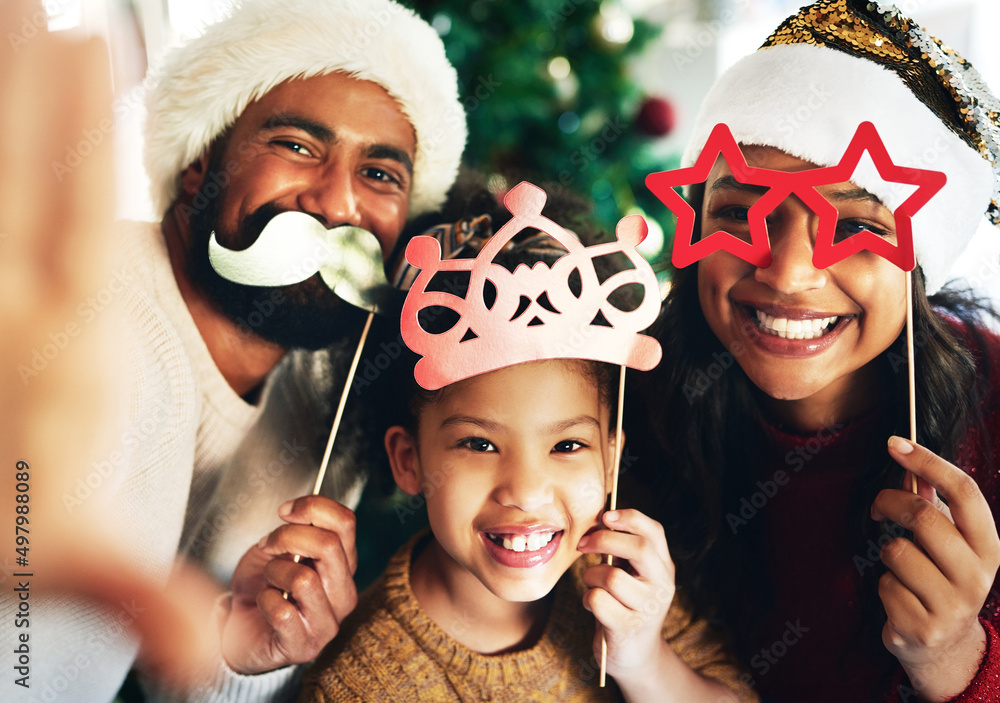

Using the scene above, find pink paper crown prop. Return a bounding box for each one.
[646,122,947,271]
[401,181,663,390]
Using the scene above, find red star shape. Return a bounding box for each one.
[646,121,946,273]
[646,123,775,268]
[801,121,946,271]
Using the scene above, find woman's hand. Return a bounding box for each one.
[872,436,1000,701]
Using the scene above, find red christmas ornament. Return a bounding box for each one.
[635,96,675,137]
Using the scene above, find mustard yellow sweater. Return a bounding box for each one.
[299,534,757,702]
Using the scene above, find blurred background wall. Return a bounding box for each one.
[51,0,1000,288]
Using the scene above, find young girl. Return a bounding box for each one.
[298,183,755,701]
[633,1,1000,701]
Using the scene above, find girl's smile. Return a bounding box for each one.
[386,359,614,606]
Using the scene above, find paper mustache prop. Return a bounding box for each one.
[210,211,390,588]
[208,210,393,313]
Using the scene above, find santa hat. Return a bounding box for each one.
[144,0,466,220]
[683,0,1000,294]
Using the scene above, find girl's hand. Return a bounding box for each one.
[872,437,1000,700]
[578,509,676,682]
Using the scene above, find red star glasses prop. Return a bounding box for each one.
[645,121,946,271]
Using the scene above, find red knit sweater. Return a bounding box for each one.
[748,332,1000,702]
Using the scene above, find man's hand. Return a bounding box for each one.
[872,436,1000,701]
[221,496,359,674]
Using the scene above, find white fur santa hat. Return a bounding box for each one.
[683,0,1000,294]
[144,0,466,220]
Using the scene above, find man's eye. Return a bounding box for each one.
[553,440,585,454]
[458,437,496,453]
[363,167,400,185]
[274,140,313,157]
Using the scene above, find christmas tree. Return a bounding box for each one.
[408,0,676,258]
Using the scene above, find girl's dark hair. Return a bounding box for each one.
[359,168,625,496]
[625,186,999,680]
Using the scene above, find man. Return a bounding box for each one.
[20,0,465,700]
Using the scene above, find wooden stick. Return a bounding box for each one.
[599,365,628,688]
[311,310,375,496]
[906,270,918,495]
[284,311,375,598]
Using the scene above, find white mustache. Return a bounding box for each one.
[208,211,389,312]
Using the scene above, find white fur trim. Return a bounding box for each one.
[684,43,995,294]
[144,0,465,220]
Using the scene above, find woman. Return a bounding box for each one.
[630,1,1000,701]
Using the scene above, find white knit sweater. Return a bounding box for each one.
[1,222,365,703]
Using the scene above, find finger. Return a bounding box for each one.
[887,437,1000,563]
[871,489,977,585]
[277,496,357,571]
[578,530,671,584]
[602,509,673,566]
[257,586,311,656]
[262,558,341,635]
[582,585,635,635]
[257,524,357,608]
[583,563,651,614]
[879,537,954,613]
[879,570,930,640]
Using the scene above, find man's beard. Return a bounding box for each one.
[184,182,366,350]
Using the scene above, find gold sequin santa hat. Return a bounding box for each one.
[682,0,1000,294]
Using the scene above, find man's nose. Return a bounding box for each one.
[298,166,362,229]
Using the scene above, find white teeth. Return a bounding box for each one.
[754,309,838,340]
[497,531,555,552]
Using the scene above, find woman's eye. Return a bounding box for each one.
[458,437,496,453]
[835,219,890,241]
[553,440,585,453]
[709,205,750,222]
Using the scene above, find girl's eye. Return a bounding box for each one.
[553,440,585,454]
[458,437,496,453]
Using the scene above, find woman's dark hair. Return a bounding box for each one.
[625,184,999,681]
